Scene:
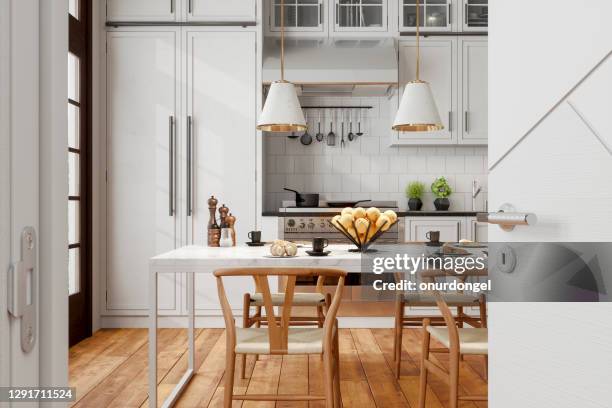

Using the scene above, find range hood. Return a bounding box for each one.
[263,38,398,96]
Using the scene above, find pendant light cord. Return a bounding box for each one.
[280,0,285,81]
[416,0,420,81]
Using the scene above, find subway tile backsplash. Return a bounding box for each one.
[263,97,488,212]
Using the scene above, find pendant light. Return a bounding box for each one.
[257,0,306,133]
[392,0,443,132]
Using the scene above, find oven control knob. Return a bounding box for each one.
[287,219,295,227]
[320,222,326,228]
[299,222,306,229]
[307,222,315,229]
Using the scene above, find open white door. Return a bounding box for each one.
[489,0,612,406]
[1,0,40,401]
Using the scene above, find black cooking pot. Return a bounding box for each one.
[284,188,319,207]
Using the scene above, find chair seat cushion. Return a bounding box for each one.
[426,327,488,355]
[235,327,327,354]
[250,292,326,306]
[402,293,480,307]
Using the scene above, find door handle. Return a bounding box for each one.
[187,116,193,216]
[170,0,174,13]
[464,111,469,133]
[8,227,37,353]
[189,0,193,14]
[448,111,452,132]
[169,116,175,216]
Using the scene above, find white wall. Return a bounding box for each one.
[489,0,612,406]
[263,96,488,212]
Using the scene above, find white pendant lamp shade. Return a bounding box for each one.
[392,80,444,132]
[257,80,306,133]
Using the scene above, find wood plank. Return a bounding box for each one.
[70,328,148,404]
[371,328,443,408]
[73,329,181,408]
[308,354,324,408]
[207,349,257,408]
[242,355,282,408]
[337,329,376,408]
[277,355,309,408]
[350,329,410,408]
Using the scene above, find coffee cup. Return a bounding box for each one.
[248,231,262,243]
[426,230,440,243]
[312,237,329,253]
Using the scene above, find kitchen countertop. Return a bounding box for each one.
[262,211,480,217]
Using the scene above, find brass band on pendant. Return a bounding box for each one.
[392,123,444,131]
[257,123,308,132]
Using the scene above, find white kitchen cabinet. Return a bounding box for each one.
[186,0,257,22]
[460,0,487,32]
[333,0,388,33]
[106,0,178,21]
[468,217,488,242]
[399,0,455,32]
[406,217,467,242]
[267,0,327,35]
[105,30,182,314]
[459,38,487,144]
[185,30,257,246]
[392,37,457,145]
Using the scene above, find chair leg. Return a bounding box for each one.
[323,347,335,408]
[224,351,236,408]
[418,319,431,408]
[394,299,404,379]
[449,351,460,408]
[333,331,342,408]
[241,309,249,379]
[456,306,464,328]
[317,305,324,328]
[255,306,261,361]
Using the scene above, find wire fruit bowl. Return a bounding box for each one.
[328,218,398,253]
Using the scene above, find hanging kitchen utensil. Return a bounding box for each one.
[327,110,336,146]
[356,107,364,137]
[315,109,324,142]
[283,188,319,207]
[340,120,345,149]
[348,109,355,141]
[300,112,313,145]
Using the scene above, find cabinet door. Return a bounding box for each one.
[106,30,181,313]
[461,0,487,32]
[398,0,454,32]
[459,38,487,144]
[409,218,465,242]
[185,30,257,245]
[106,0,177,21]
[392,38,457,145]
[269,0,326,33]
[187,0,256,22]
[469,218,488,242]
[333,0,388,33]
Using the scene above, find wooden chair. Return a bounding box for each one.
[240,275,332,378]
[215,267,346,408]
[393,269,488,379]
[419,291,488,408]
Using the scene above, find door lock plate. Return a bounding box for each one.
[7,227,37,353]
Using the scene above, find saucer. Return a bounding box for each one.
[425,241,443,247]
[306,250,331,257]
[246,242,265,247]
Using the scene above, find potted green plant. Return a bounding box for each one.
[431,177,452,210]
[405,181,425,211]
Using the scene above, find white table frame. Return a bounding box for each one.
[148,245,364,407]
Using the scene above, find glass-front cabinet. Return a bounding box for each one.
[269,0,325,33]
[462,0,488,31]
[399,0,452,31]
[334,0,388,32]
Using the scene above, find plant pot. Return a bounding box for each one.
[434,198,450,211]
[408,198,423,211]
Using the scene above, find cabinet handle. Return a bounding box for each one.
[168,116,175,216]
[320,3,323,24]
[464,3,468,25]
[170,0,174,13]
[448,111,452,132]
[473,222,477,241]
[464,111,469,133]
[448,3,451,25]
[457,221,461,242]
[187,116,193,216]
[189,0,192,14]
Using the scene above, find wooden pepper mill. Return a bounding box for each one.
[226,213,237,246]
[218,204,229,227]
[207,196,220,247]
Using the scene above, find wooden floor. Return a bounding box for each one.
[69,328,487,408]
